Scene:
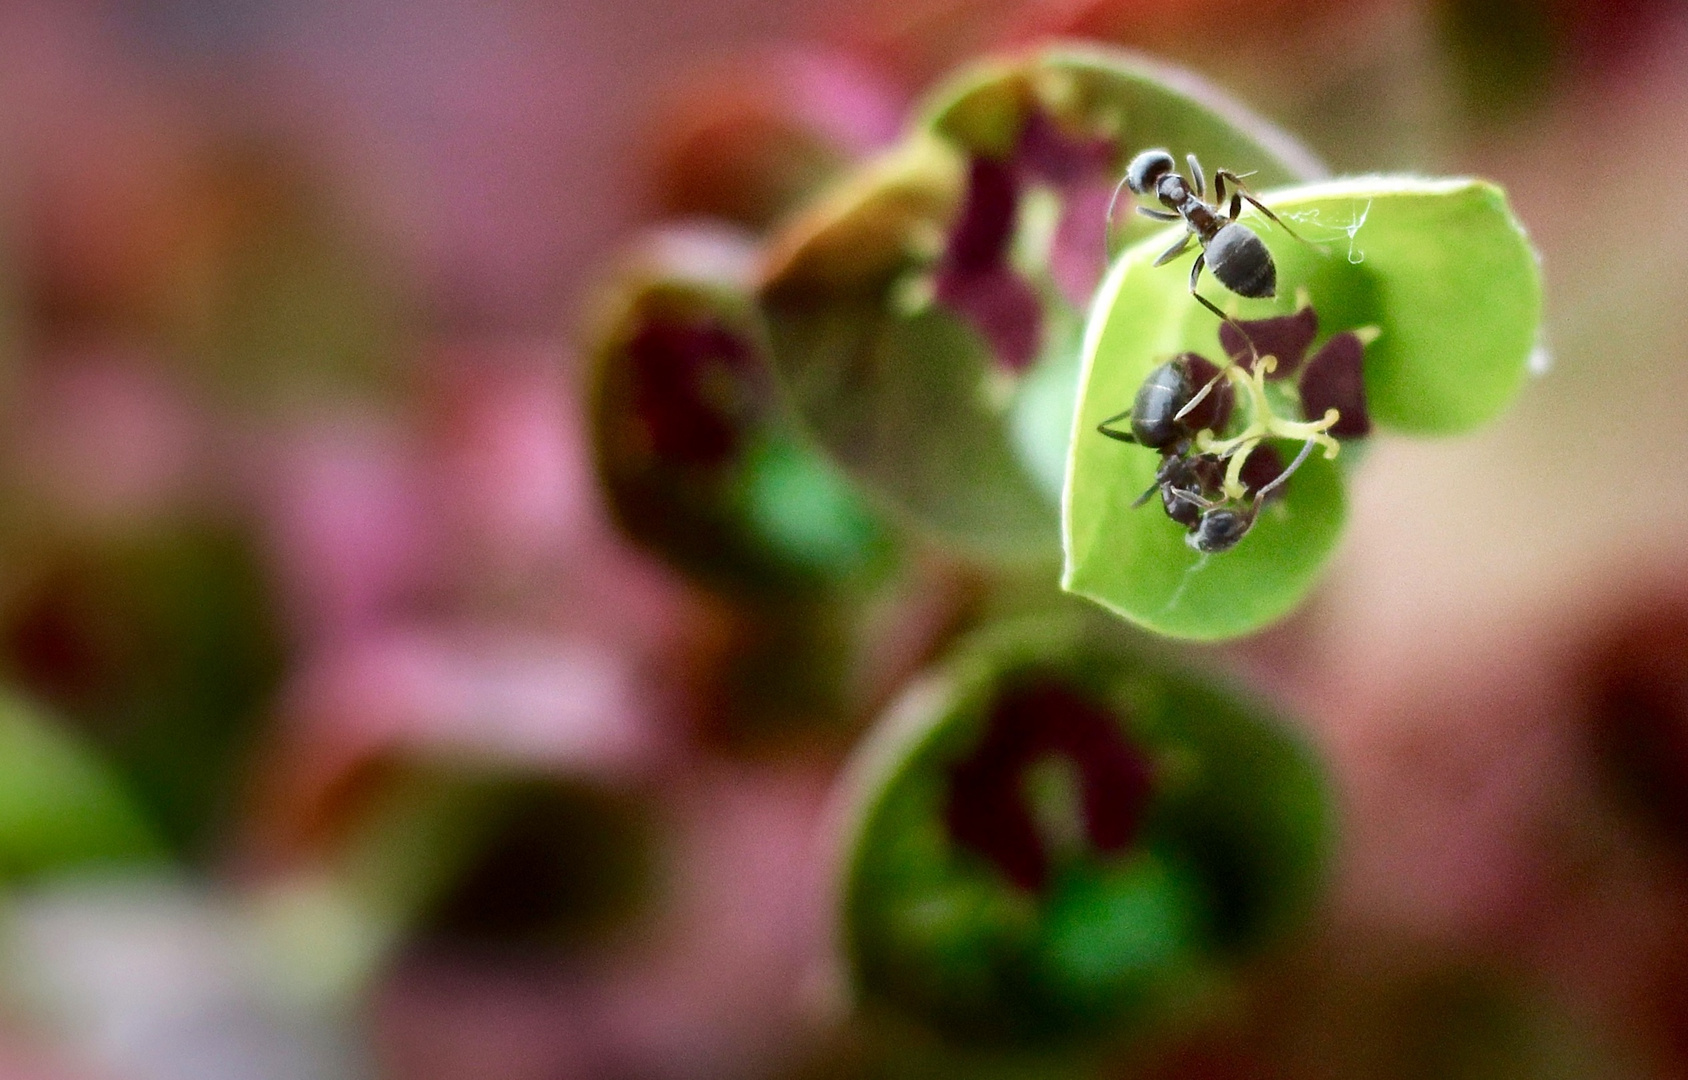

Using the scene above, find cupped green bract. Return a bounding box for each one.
[1064,177,1542,640]
[917,42,1325,252]
[587,227,890,596]
[835,615,1329,1050]
[759,45,1321,564]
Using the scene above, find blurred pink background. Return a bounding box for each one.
[1,0,1687,1077]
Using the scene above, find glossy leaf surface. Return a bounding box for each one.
[1065,177,1542,639]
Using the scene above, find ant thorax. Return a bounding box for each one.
[1156,175,1191,207]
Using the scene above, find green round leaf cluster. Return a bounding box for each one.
[587,228,890,596]
[836,615,1329,1050]
[759,45,1322,563]
[1064,177,1543,640]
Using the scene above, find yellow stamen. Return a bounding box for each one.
[1195,355,1342,499]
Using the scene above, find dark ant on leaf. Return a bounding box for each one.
[1106,149,1304,324]
[1170,437,1320,553]
[1095,353,1229,453]
[1138,450,1224,530]
[1098,352,1338,554]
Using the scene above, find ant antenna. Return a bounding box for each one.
[1102,175,1134,264]
[1252,435,1320,504]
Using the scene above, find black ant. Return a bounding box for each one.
[1097,354,1331,554]
[1094,353,1228,453]
[1136,449,1224,530]
[1106,149,1303,324]
[1171,437,1319,553]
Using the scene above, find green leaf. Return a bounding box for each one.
[1064,176,1542,640]
[836,614,1329,1049]
[0,527,284,859]
[587,226,891,594]
[0,692,165,880]
[759,46,1322,563]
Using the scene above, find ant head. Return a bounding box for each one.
[1188,507,1254,553]
[1126,150,1175,196]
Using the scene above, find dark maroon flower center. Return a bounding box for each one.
[625,318,759,468]
[1222,304,1374,437]
[944,679,1155,892]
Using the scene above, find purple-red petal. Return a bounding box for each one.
[942,156,1019,273]
[1238,443,1288,502]
[1220,304,1318,379]
[1013,111,1115,189]
[626,319,758,467]
[934,266,1045,374]
[1299,332,1373,438]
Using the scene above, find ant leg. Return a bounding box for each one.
[1242,194,1305,241]
[1252,436,1320,503]
[1187,253,1230,322]
[1236,192,1309,245]
[1168,486,1226,511]
[1175,365,1230,422]
[1214,171,1228,209]
[1186,153,1206,199]
[1096,409,1138,443]
[1131,477,1163,508]
[1192,285,1231,323]
[1154,232,1193,267]
[1214,170,1304,237]
[1137,206,1180,221]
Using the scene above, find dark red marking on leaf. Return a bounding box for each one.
[931,112,1121,374]
[944,680,1155,892]
[624,318,759,467]
[1014,112,1116,309]
[942,156,1018,273]
[1220,305,1318,380]
[3,573,118,709]
[1048,179,1114,307]
[1298,332,1372,438]
[933,267,1045,375]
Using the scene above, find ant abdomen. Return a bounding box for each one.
[1207,224,1275,299]
[1128,360,1195,448]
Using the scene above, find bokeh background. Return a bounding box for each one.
[0,0,1687,1077]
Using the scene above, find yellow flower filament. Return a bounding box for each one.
[1194,356,1341,500]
